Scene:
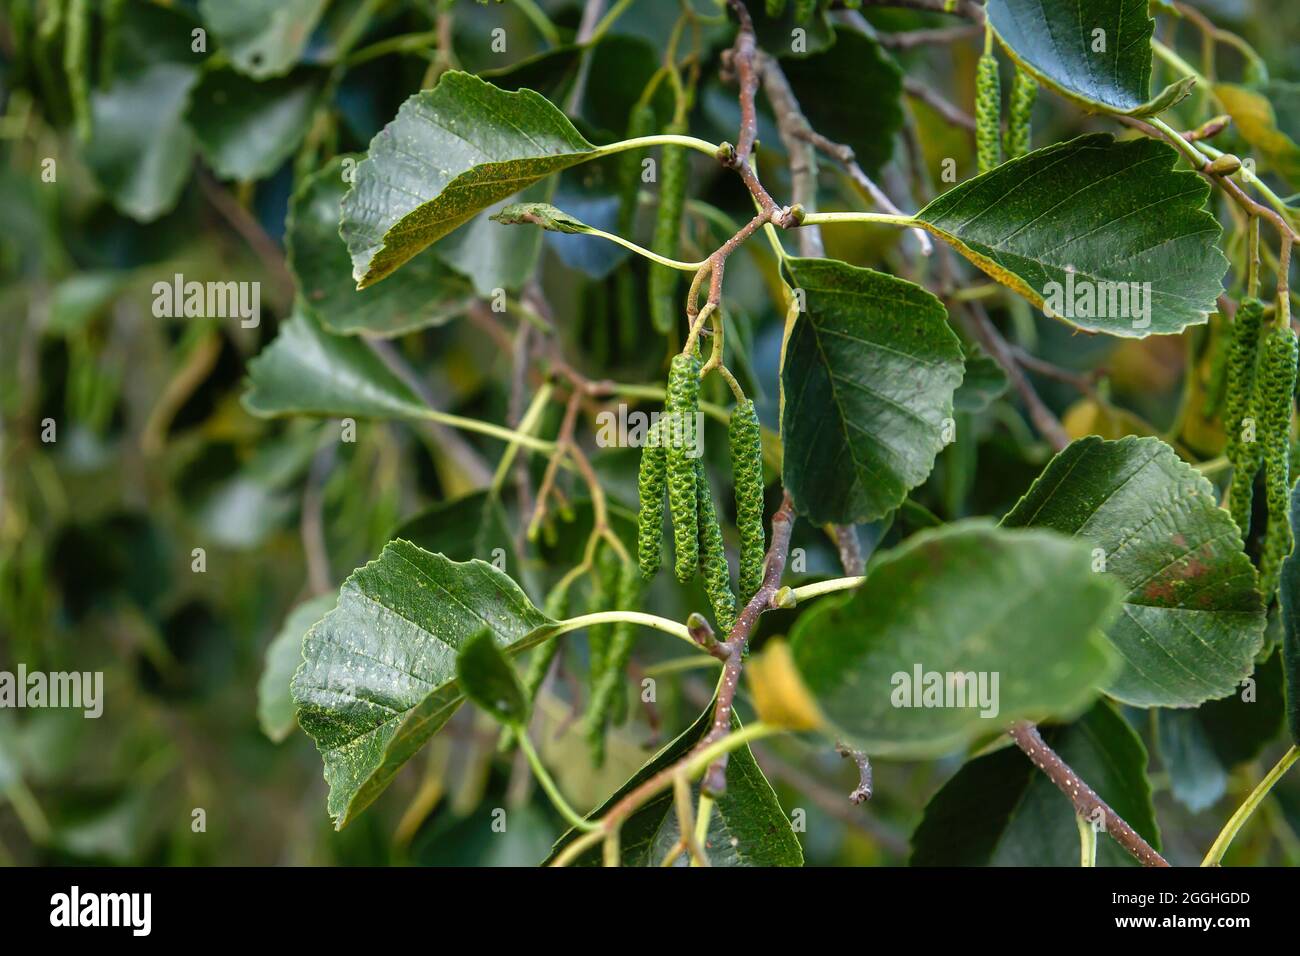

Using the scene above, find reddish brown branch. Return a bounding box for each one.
[701,492,797,794]
[875,24,983,50]
[962,301,1070,451]
[1009,721,1169,867]
[903,76,977,132]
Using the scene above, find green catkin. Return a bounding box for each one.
[99,0,126,87]
[498,578,572,752]
[636,422,668,579]
[615,104,656,354]
[1226,298,1267,534]
[648,122,687,335]
[617,103,655,235]
[666,353,701,582]
[1004,68,1036,159]
[586,542,620,696]
[696,458,737,634]
[766,0,788,16]
[1258,324,1298,597]
[729,399,766,602]
[634,421,665,580]
[584,561,643,767]
[975,54,1002,175]
[792,0,817,22]
[65,0,90,141]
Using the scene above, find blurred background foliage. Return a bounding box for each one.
[0,0,1298,866]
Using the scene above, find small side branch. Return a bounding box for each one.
[835,742,873,805]
[962,301,1070,451]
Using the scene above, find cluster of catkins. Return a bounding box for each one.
[1224,297,1298,597]
[975,42,1038,174]
[637,353,767,635]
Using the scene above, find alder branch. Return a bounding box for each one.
[875,24,983,50]
[1009,720,1170,867]
[563,494,798,849]
[1116,115,1299,246]
[851,0,985,21]
[961,300,1070,451]
[903,76,976,132]
[701,491,797,794]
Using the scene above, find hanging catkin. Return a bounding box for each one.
[1225,298,1266,534]
[696,458,737,634]
[975,53,1002,174]
[729,399,766,602]
[666,353,701,582]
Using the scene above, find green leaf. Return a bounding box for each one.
[456,628,529,727]
[779,257,964,526]
[188,68,323,181]
[911,702,1161,866]
[953,344,1010,413]
[986,0,1194,117]
[545,704,803,866]
[777,28,903,177]
[258,593,335,743]
[341,72,597,289]
[242,308,429,421]
[1002,436,1265,708]
[292,540,554,827]
[84,3,200,222]
[1156,707,1227,813]
[198,0,327,80]
[288,158,476,337]
[788,521,1120,758]
[915,135,1226,338]
[431,187,549,296]
[86,65,197,221]
[1156,652,1285,811]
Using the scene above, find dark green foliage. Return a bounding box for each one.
[584,560,644,767]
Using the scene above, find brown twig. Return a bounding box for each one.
[1116,115,1298,247]
[830,524,866,576]
[854,0,985,21]
[875,24,983,50]
[835,742,873,805]
[301,440,336,596]
[700,491,796,794]
[196,169,295,305]
[1010,345,1104,398]
[585,494,797,836]
[365,338,493,486]
[751,746,910,854]
[962,300,1070,451]
[903,76,977,132]
[1009,720,1170,867]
